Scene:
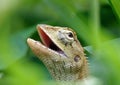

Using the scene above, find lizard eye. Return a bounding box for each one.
[58,29,74,45]
[68,32,73,38]
[67,32,73,38]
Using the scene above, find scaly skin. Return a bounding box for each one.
[27,24,88,82]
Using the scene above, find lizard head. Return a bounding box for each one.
[27,24,87,81]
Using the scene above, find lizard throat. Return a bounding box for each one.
[38,27,65,55]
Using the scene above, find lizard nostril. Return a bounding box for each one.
[74,55,81,62]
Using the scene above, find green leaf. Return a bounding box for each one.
[109,0,120,19]
[0,26,35,70]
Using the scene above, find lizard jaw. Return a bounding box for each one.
[27,38,61,56]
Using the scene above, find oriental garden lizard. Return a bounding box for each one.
[27,24,88,82]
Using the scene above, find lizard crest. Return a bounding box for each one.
[27,24,88,81]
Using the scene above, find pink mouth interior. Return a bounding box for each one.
[38,28,51,47]
[37,27,67,57]
[38,27,64,52]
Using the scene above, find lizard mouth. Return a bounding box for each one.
[37,26,65,55]
[27,24,67,57]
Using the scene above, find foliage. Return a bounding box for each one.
[0,0,120,85]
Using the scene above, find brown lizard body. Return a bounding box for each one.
[27,24,88,81]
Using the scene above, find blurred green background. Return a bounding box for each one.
[0,0,120,85]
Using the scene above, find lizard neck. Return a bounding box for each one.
[42,55,88,81]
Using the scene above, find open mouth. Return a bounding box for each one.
[37,26,66,56]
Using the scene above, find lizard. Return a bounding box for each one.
[27,24,88,82]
